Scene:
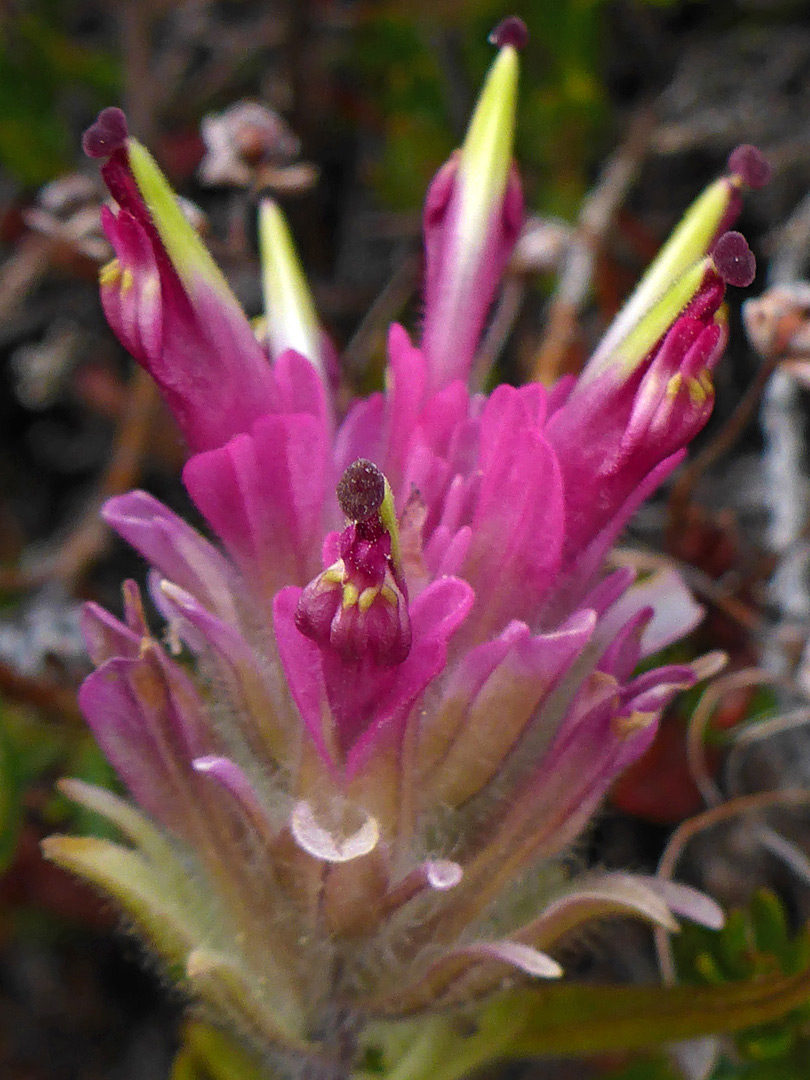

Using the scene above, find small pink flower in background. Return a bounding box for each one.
[45,17,768,1072]
[198,99,317,193]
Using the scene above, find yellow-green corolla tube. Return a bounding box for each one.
[83,107,278,451]
[609,258,713,380]
[258,198,323,374]
[577,230,757,392]
[585,143,770,382]
[420,18,526,394]
[128,140,234,299]
[454,26,521,254]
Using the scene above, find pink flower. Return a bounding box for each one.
[46,21,766,1068]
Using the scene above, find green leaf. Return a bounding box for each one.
[41,835,197,966]
[750,889,790,968]
[737,1023,796,1061]
[504,971,810,1058]
[169,1048,199,1080]
[63,737,121,841]
[364,966,810,1080]
[719,908,755,980]
[0,11,119,184]
[599,1056,681,1080]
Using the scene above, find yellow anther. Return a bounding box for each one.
[612,711,656,739]
[342,582,359,609]
[358,586,380,612]
[322,563,345,585]
[100,258,121,287]
[687,375,708,406]
[137,635,157,659]
[121,267,134,293]
[665,373,683,400]
[380,585,399,606]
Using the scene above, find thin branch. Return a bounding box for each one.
[755,824,810,887]
[530,107,656,383]
[0,661,83,723]
[668,353,782,530]
[120,0,157,142]
[0,367,159,592]
[610,546,763,633]
[685,668,781,809]
[654,788,810,985]
[726,706,810,797]
[470,278,525,390]
[341,251,421,378]
[759,185,810,670]
[0,235,53,322]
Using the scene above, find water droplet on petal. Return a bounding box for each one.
[291,800,379,862]
[424,860,463,890]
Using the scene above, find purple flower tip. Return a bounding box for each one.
[488,16,529,50]
[727,144,771,190]
[713,231,756,288]
[83,107,128,159]
[337,459,385,522]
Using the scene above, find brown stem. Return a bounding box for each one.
[0,661,83,723]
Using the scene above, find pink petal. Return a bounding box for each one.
[183,411,330,594]
[422,161,523,393]
[102,491,240,624]
[78,646,208,834]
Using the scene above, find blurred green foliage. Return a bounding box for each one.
[0,708,22,873]
[170,1021,267,1080]
[674,888,810,1075]
[350,0,678,219]
[0,3,119,186]
[605,890,810,1080]
[0,699,120,879]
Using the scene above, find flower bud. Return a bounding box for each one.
[581,232,755,388]
[587,146,768,379]
[258,198,326,375]
[82,108,277,451]
[421,22,525,392]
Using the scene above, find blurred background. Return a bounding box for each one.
[5,1,810,1077]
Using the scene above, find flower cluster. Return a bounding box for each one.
[45,18,767,1074]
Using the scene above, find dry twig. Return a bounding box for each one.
[0,368,159,592]
[530,108,656,383]
[654,788,810,985]
[685,668,781,810]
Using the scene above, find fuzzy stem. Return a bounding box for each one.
[299,1014,358,1080]
[300,959,361,1080]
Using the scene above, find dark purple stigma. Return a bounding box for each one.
[83,108,129,159]
[337,459,385,523]
[727,144,771,190]
[713,231,756,289]
[488,16,529,51]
